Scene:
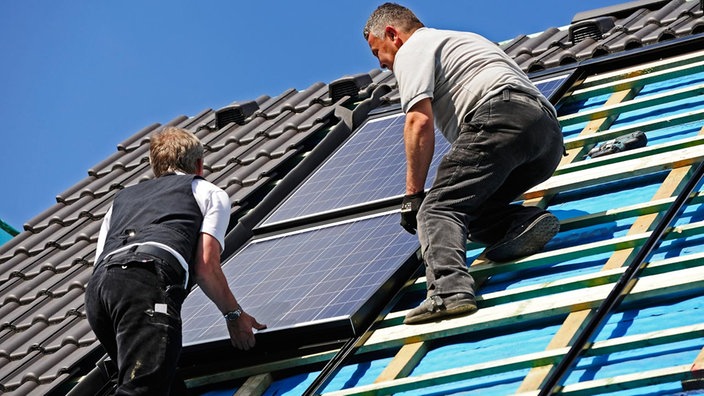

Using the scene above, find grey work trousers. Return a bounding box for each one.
[416,89,564,297]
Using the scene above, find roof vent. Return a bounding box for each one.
[569,16,616,43]
[329,73,373,102]
[215,101,259,129]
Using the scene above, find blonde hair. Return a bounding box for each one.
[149,127,204,177]
[363,2,423,40]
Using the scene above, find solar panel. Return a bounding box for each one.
[533,70,576,101]
[261,113,451,227]
[181,211,420,347]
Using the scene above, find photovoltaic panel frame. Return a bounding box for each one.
[181,210,420,349]
[261,112,451,228]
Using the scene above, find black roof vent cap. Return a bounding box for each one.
[329,73,373,102]
[215,100,260,129]
[569,16,616,43]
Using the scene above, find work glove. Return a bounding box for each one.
[400,192,425,235]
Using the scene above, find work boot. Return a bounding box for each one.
[484,212,559,263]
[403,293,477,325]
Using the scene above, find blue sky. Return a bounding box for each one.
[0,1,626,230]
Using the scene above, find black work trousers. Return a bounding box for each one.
[85,251,187,395]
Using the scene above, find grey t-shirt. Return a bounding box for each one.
[394,27,556,142]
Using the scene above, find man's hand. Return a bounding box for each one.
[226,310,267,351]
[400,192,425,234]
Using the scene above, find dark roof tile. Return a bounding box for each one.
[2,269,56,306]
[0,253,32,284]
[0,243,91,292]
[226,177,272,207]
[182,108,217,131]
[4,287,83,334]
[22,203,65,233]
[50,219,100,249]
[6,322,51,361]
[267,128,314,159]
[14,224,64,257]
[55,176,95,205]
[115,123,162,152]
[88,150,128,178]
[272,102,332,135]
[0,231,34,263]
[1,337,89,393]
[257,144,305,175]
[641,25,675,45]
[253,88,303,119]
[217,156,271,188]
[0,350,34,389]
[59,176,115,205]
[526,45,563,72]
[675,14,704,35]
[26,242,93,277]
[645,0,687,26]
[89,147,148,179]
[42,265,90,300]
[26,197,92,235]
[204,118,266,152]
[542,37,597,68]
[80,197,112,223]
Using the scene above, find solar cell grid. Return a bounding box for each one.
[181,211,419,346]
[533,71,575,101]
[262,113,451,226]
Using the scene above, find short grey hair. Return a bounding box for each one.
[363,3,424,40]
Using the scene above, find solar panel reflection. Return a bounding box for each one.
[181,211,419,346]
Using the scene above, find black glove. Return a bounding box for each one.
[400,192,425,235]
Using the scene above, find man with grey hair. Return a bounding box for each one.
[85,127,266,394]
[364,3,564,324]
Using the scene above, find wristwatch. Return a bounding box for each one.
[223,307,242,322]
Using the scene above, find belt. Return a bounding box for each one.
[463,88,551,124]
[103,244,186,283]
[499,88,541,106]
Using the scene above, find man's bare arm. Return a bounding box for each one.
[404,98,435,195]
[193,233,266,351]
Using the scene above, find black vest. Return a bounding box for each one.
[99,174,204,275]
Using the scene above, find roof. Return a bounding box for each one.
[1,0,704,394]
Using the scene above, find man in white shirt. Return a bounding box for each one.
[364,3,564,324]
[85,127,266,394]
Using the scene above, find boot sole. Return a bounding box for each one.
[403,302,478,325]
[485,213,559,263]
